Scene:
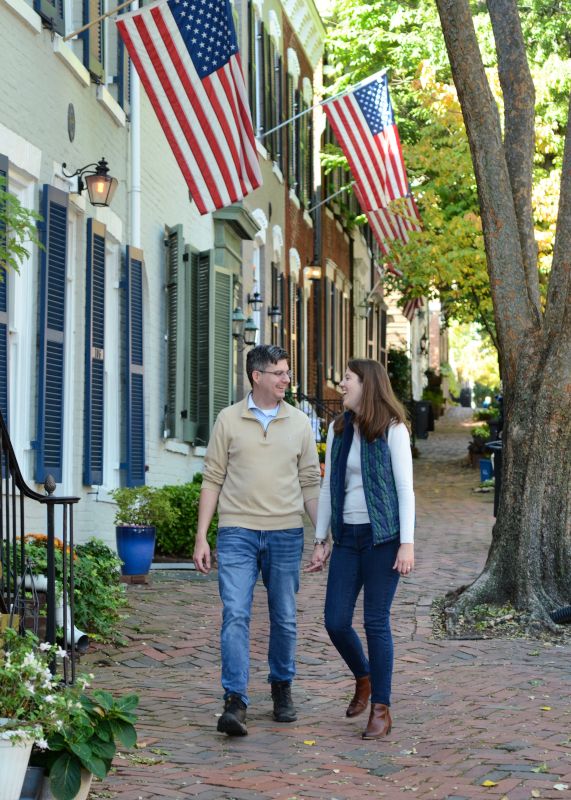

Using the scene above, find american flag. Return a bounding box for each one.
[355,185,421,256]
[116,0,262,215]
[324,72,408,211]
[401,296,423,322]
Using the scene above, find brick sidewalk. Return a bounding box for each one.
[85,410,571,800]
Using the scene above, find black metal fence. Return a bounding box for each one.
[0,410,79,682]
[297,393,343,442]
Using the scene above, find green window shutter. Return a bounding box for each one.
[33,0,64,35]
[187,253,232,444]
[212,269,232,423]
[165,225,185,439]
[82,0,104,80]
[122,246,145,486]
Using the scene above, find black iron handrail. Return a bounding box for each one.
[297,392,343,440]
[0,410,80,682]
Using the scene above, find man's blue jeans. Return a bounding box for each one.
[324,523,400,706]
[216,526,304,706]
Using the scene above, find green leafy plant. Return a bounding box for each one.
[471,424,491,442]
[16,536,126,643]
[473,407,500,422]
[110,485,179,528]
[32,687,138,800]
[154,474,217,558]
[0,177,43,274]
[73,539,127,640]
[316,442,327,464]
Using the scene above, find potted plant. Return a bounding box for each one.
[110,486,179,575]
[32,684,139,800]
[0,629,73,800]
[468,423,491,468]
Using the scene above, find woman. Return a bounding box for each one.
[306,359,414,739]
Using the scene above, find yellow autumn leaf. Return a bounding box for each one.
[303,740,316,746]
[481,780,498,787]
[531,790,541,798]
[541,706,552,711]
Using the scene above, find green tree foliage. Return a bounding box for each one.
[324,0,569,348]
[0,177,42,273]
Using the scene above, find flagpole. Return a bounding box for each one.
[259,68,387,141]
[63,0,134,40]
[306,181,356,213]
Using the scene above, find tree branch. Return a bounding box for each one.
[435,0,538,385]
[487,0,541,319]
[544,91,571,341]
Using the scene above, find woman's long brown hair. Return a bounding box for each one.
[333,358,408,442]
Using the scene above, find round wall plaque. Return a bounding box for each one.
[67,103,76,142]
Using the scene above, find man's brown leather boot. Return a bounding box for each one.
[362,703,392,739]
[346,675,371,718]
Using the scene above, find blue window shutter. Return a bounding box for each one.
[0,154,9,430]
[36,186,68,484]
[123,246,145,486]
[116,25,131,113]
[83,219,106,485]
[33,0,64,35]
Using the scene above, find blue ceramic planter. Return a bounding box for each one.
[116,525,156,575]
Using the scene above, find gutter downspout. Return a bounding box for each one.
[129,0,141,248]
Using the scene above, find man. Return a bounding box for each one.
[193,344,321,736]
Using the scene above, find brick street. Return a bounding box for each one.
[85,410,571,800]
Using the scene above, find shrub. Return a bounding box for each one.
[154,474,217,558]
[387,347,411,405]
[73,539,127,640]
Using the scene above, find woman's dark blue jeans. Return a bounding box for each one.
[324,523,400,706]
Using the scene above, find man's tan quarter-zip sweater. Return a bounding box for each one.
[202,397,321,530]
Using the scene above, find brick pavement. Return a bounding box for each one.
[85,409,571,800]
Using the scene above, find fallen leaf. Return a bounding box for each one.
[531,791,541,798]
[303,740,316,746]
[553,785,569,791]
[540,706,552,711]
[532,763,548,773]
[482,780,498,787]
[332,769,340,774]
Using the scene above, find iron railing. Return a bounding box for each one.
[297,393,343,441]
[0,410,80,682]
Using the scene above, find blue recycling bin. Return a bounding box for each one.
[479,458,493,482]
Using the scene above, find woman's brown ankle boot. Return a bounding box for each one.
[362,703,392,739]
[346,675,371,718]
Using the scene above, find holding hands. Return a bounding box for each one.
[304,540,331,573]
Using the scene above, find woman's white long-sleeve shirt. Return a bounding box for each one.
[315,421,415,543]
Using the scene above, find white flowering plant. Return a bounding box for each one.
[0,628,75,744]
[32,684,139,800]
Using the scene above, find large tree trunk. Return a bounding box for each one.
[435,0,571,631]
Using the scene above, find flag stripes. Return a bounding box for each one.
[117,0,261,215]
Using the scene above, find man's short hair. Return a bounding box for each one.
[246,344,289,386]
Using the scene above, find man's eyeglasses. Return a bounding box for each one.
[258,369,292,378]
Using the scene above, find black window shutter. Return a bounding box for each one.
[165,225,185,439]
[36,185,68,484]
[247,1,257,134]
[275,53,283,170]
[189,251,211,445]
[123,246,145,486]
[34,0,64,35]
[0,154,9,430]
[83,219,106,486]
